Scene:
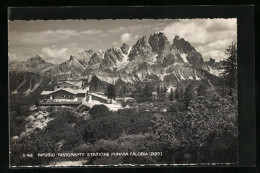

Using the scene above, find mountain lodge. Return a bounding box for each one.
[39,80,109,106]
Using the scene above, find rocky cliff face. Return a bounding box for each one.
[9,55,53,73]
[120,43,130,55]
[172,35,208,70]
[149,32,171,64]
[128,36,154,62]
[9,32,223,95]
[88,52,102,66]
[100,47,124,70]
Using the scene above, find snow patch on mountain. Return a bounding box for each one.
[180,74,185,80]
[167,86,176,93]
[24,78,43,95]
[158,74,169,81]
[116,48,130,69]
[96,75,119,84]
[120,76,138,84]
[11,79,26,95]
[127,46,132,55]
[188,76,193,80]
[180,53,189,63]
[175,74,180,81]
[149,54,158,65]
[208,66,223,77]
[195,71,201,80]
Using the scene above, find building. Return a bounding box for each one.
[39,80,108,106]
[54,81,83,90]
[88,93,109,103]
[40,81,89,106]
[41,88,89,100]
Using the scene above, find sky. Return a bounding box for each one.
[8,19,237,64]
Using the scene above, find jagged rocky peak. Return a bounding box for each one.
[75,49,100,67]
[100,47,124,69]
[120,43,130,55]
[137,36,149,47]
[149,32,171,54]
[85,49,95,54]
[88,52,102,65]
[106,46,124,60]
[172,35,195,53]
[69,55,76,62]
[207,58,215,64]
[128,36,153,61]
[27,55,45,63]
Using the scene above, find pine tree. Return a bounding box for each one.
[197,84,207,96]
[119,87,124,98]
[221,42,238,96]
[91,75,100,92]
[107,84,116,103]
[179,87,184,99]
[156,85,161,98]
[123,85,127,94]
[143,84,153,97]
[162,86,168,97]
[184,84,193,109]
[175,88,179,99]
[34,98,39,109]
[16,101,21,116]
[169,88,174,101]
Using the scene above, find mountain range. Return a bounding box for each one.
[9,32,223,96]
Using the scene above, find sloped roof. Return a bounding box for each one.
[41,91,54,95]
[41,88,89,95]
[90,93,108,100]
[57,81,82,87]
[75,89,89,94]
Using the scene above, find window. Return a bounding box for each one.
[64,86,67,88]
[57,86,60,88]
[71,86,74,88]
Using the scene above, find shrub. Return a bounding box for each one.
[75,105,90,113]
[121,101,127,107]
[82,114,126,143]
[167,105,177,113]
[170,94,238,163]
[89,105,111,119]
[85,133,159,165]
[9,111,26,137]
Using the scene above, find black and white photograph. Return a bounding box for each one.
[8,18,239,167]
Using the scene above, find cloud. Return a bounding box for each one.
[201,50,226,61]
[80,30,103,35]
[163,19,236,44]
[108,25,143,34]
[120,33,132,42]
[112,41,119,46]
[9,29,81,46]
[41,44,85,63]
[8,53,18,62]
[42,47,68,59]
[162,19,237,61]
[196,38,233,61]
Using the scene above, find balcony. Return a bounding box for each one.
[39,99,82,106]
